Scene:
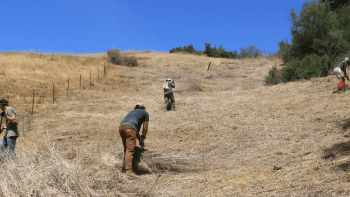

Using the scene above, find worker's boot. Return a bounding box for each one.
[125,169,139,178]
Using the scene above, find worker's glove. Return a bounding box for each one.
[346,76,349,80]
[139,135,146,148]
[0,112,5,117]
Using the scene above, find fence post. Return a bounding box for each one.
[7,91,9,103]
[207,62,211,71]
[90,70,91,84]
[97,66,99,80]
[80,72,82,91]
[52,79,54,103]
[32,86,35,114]
[67,77,69,97]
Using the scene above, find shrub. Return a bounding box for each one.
[277,39,294,63]
[183,44,196,53]
[171,43,267,59]
[281,54,332,81]
[106,48,139,67]
[204,43,240,59]
[170,44,201,55]
[239,46,264,58]
[265,66,282,85]
[169,47,183,53]
[123,55,139,67]
[106,49,123,65]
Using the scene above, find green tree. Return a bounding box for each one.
[282,0,350,63]
[318,0,350,11]
[183,44,196,53]
[204,43,213,57]
[277,39,294,63]
[288,1,333,61]
[239,46,263,58]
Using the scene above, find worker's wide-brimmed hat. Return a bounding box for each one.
[135,102,145,108]
[166,78,172,81]
[345,57,350,62]
[0,99,8,105]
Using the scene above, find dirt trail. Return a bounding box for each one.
[2,52,350,196]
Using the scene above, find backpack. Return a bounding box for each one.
[163,82,170,91]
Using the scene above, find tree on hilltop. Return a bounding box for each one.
[318,0,350,11]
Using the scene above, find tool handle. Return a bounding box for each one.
[0,127,6,134]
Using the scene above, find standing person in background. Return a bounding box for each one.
[0,99,18,160]
[119,103,149,178]
[334,57,350,93]
[163,78,176,111]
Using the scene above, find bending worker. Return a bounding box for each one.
[334,57,350,93]
[163,78,175,110]
[119,103,149,178]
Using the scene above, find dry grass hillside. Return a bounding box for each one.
[0,51,349,196]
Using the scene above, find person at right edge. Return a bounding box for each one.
[164,78,175,111]
[334,57,350,93]
[119,103,149,178]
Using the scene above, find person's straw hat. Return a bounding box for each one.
[345,57,349,61]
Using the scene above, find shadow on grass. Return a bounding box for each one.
[323,141,350,160]
[322,140,350,172]
[340,118,350,131]
[335,161,350,171]
[117,146,205,176]
[136,147,205,175]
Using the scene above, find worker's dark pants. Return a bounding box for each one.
[164,93,175,108]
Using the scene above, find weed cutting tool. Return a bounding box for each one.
[0,127,6,134]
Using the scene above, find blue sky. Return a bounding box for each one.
[0,0,310,54]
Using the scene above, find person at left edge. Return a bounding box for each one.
[0,99,18,160]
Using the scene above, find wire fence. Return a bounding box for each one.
[0,64,109,139]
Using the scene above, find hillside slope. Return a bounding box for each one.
[0,52,349,196]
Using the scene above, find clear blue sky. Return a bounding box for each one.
[0,0,310,54]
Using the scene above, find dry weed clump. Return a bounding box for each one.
[106,49,139,67]
[0,140,154,196]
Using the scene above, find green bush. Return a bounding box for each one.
[171,43,268,59]
[170,44,202,55]
[277,39,294,63]
[204,43,240,59]
[265,66,281,85]
[281,54,332,81]
[106,48,139,67]
[239,46,264,58]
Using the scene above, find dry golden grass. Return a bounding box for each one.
[1,51,350,196]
